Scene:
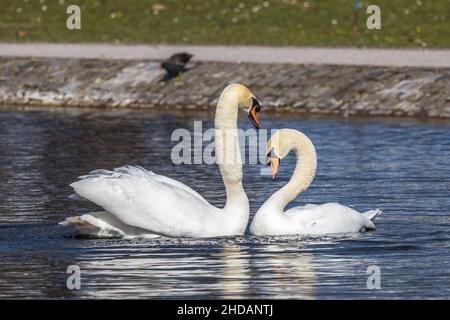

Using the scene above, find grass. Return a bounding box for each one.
[1,0,449,48]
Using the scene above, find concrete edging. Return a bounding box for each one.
[0,54,449,117]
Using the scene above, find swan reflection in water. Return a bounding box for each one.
[247,243,315,299]
[71,237,316,299]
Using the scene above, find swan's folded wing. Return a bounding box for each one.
[70,166,215,237]
[285,203,367,234]
[145,169,209,206]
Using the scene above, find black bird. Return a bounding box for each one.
[160,52,193,82]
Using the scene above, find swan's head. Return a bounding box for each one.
[222,83,261,129]
[266,129,300,180]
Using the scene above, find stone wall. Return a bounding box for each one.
[0,57,449,117]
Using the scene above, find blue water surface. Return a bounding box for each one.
[0,106,449,299]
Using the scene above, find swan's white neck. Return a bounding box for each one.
[214,86,249,221]
[268,132,317,212]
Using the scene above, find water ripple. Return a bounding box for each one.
[0,107,449,299]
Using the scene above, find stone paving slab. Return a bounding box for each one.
[0,57,449,118]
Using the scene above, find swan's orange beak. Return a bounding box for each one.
[248,97,261,129]
[248,105,260,129]
[271,157,280,181]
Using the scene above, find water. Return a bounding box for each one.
[0,106,449,299]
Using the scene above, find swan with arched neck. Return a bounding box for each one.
[62,83,261,238]
[250,129,381,236]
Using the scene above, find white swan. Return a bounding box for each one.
[250,129,381,236]
[62,83,261,238]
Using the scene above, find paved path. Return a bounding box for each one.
[1,43,449,68]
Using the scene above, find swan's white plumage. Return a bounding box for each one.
[250,129,382,236]
[70,166,221,237]
[284,203,380,235]
[251,201,381,236]
[63,84,256,238]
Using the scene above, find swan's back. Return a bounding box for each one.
[285,203,379,235]
[77,166,209,204]
[70,166,219,237]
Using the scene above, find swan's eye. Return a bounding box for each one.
[251,97,261,112]
[267,148,277,158]
[266,149,280,165]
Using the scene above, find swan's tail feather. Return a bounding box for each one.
[60,211,162,239]
[60,214,124,238]
[362,209,382,221]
